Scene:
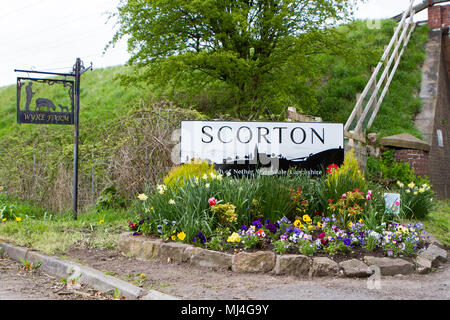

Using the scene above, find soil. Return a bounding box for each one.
[61,246,450,300]
[0,254,114,300]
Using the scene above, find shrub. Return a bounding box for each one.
[366,150,425,187]
[163,160,217,189]
[322,149,367,208]
[396,181,435,219]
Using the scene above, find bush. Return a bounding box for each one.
[163,160,217,189]
[396,181,435,219]
[366,150,430,188]
[321,149,367,206]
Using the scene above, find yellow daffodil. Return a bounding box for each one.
[138,193,148,201]
[177,231,186,241]
[1,218,6,222]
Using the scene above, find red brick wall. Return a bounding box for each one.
[428,5,450,30]
[394,149,428,177]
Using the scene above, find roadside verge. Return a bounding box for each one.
[0,241,179,300]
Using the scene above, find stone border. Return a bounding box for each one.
[119,233,448,278]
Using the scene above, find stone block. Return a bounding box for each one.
[232,251,276,273]
[309,257,340,277]
[339,259,371,278]
[363,256,415,276]
[417,244,448,268]
[274,254,310,276]
[188,247,233,269]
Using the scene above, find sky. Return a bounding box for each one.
[0,0,435,87]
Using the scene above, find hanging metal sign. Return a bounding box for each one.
[16,77,74,125]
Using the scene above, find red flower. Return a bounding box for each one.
[208,197,217,206]
[297,188,303,194]
[327,164,339,175]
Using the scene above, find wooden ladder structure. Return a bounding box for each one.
[344,0,417,148]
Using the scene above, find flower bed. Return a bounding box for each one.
[127,152,436,262]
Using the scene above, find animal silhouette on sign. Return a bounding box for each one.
[35,98,69,113]
[59,105,69,113]
[35,98,56,112]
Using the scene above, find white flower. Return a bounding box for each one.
[168,199,176,205]
[156,184,167,195]
[226,172,232,177]
[138,193,148,201]
[202,174,208,180]
[205,183,210,189]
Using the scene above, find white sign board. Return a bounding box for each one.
[384,193,401,215]
[180,121,344,176]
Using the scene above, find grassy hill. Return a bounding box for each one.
[0,19,430,212]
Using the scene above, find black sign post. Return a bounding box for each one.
[15,58,92,220]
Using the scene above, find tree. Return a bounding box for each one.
[109,0,361,119]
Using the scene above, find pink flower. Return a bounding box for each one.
[342,193,347,199]
[395,201,400,206]
[208,197,217,206]
[367,190,373,196]
[366,194,371,200]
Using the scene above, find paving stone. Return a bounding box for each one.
[274,254,311,276]
[363,256,415,276]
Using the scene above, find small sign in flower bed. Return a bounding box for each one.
[126,152,440,276]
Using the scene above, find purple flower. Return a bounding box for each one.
[265,219,278,234]
[240,225,249,232]
[252,218,263,228]
[192,232,206,244]
[132,232,141,236]
[343,238,352,247]
[139,219,145,225]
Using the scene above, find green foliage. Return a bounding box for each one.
[396,181,435,220]
[95,185,126,210]
[163,160,217,189]
[210,203,238,228]
[322,149,367,205]
[110,0,358,119]
[367,150,418,187]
